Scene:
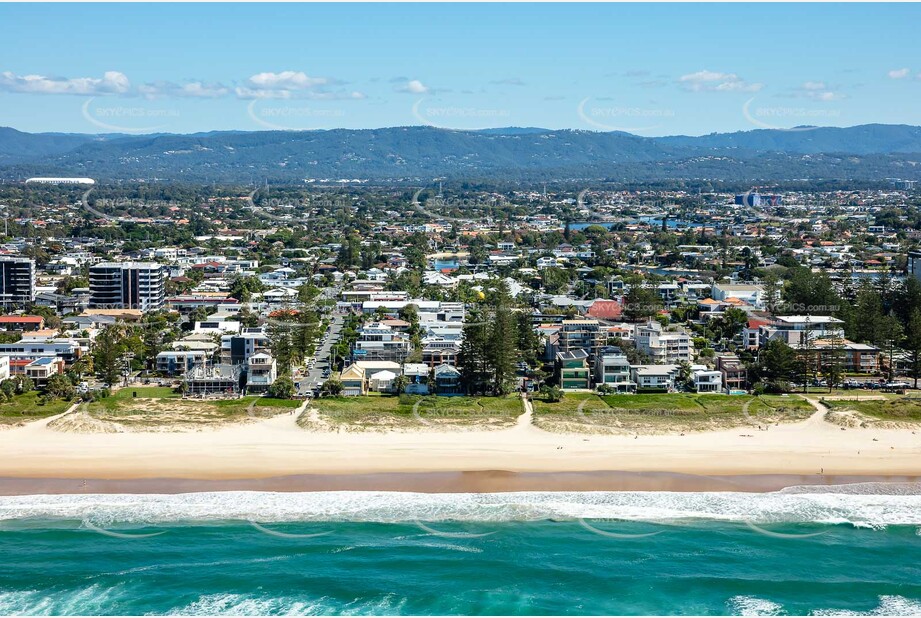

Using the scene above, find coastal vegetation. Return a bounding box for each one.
[532,392,813,434]
[300,393,523,431]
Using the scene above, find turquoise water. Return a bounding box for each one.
[1,489,921,615]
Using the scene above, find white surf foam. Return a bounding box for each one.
[811,595,921,616]
[728,595,785,616]
[2,490,921,528]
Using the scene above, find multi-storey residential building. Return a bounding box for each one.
[422,344,459,368]
[715,354,748,392]
[0,339,82,366]
[909,250,921,283]
[812,340,881,374]
[353,322,411,362]
[221,328,271,364]
[0,256,35,309]
[761,316,845,347]
[156,350,208,376]
[246,353,277,393]
[635,321,692,363]
[593,346,635,393]
[88,262,166,311]
[558,319,604,359]
[556,349,591,390]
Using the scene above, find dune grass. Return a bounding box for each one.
[532,391,812,433]
[823,397,921,422]
[307,393,522,430]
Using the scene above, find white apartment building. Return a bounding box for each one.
[635,321,693,363]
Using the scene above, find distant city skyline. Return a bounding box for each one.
[1,3,920,135]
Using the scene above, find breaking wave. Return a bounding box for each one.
[2,488,921,528]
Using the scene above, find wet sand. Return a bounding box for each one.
[1,471,919,496]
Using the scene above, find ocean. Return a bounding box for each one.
[1,486,921,615]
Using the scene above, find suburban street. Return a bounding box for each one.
[298,312,345,396]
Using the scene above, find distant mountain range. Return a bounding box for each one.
[1,124,920,184]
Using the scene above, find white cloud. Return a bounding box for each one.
[678,70,762,93]
[396,79,429,94]
[888,68,910,79]
[246,71,328,90]
[139,81,230,99]
[0,70,130,95]
[235,71,362,100]
[790,81,843,101]
[235,86,364,101]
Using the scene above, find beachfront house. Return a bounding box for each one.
[339,364,367,396]
[402,362,430,395]
[184,363,242,397]
[691,366,722,393]
[556,349,591,391]
[433,363,462,395]
[630,364,680,392]
[593,346,635,393]
[246,353,277,393]
[715,354,747,392]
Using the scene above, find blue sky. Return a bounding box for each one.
[1,3,919,135]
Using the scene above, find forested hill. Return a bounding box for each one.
[2,124,920,183]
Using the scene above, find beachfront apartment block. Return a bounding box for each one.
[0,256,36,310]
[635,321,692,363]
[88,262,166,312]
[811,340,881,374]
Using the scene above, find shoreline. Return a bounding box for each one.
[1,470,920,496]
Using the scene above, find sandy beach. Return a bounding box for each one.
[1,396,920,492]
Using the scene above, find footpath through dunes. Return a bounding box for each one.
[0,391,921,480]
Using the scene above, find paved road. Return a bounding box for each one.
[298,312,345,395]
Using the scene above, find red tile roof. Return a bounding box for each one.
[586,300,623,320]
[0,316,43,324]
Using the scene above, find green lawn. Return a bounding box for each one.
[0,391,73,424]
[306,394,523,430]
[532,391,813,434]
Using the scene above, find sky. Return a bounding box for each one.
[1,3,920,136]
